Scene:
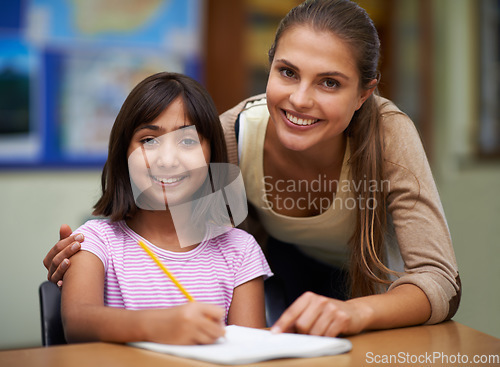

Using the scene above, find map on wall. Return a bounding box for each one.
[27,0,201,55]
[0,0,203,167]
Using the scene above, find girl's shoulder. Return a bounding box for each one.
[215,227,256,243]
[210,227,260,252]
[74,219,126,243]
[76,217,114,231]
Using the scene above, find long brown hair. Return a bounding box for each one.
[268,0,398,297]
[93,72,228,221]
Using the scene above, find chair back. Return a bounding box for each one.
[39,281,66,346]
[264,276,287,327]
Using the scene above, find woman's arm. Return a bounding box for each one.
[226,276,266,328]
[61,250,226,345]
[271,283,430,336]
[380,99,461,324]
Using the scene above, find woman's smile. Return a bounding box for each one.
[283,109,321,127]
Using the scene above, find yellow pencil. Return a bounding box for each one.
[137,240,196,302]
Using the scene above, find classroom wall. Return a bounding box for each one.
[0,0,499,350]
[0,171,101,349]
[431,0,500,339]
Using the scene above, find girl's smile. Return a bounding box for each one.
[150,174,188,186]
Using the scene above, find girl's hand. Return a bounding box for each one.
[143,302,226,345]
[271,292,373,337]
[43,224,84,285]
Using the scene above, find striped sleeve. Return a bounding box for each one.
[73,219,110,271]
[233,231,273,288]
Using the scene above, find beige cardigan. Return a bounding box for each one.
[220,94,461,325]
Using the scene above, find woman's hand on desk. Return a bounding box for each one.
[43,224,83,285]
[270,292,372,337]
[270,286,431,337]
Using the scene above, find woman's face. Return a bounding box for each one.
[127,97,211,210]
[266,25,375,152]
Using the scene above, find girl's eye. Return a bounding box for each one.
[279,67,296,79]
[141,137,159,147]
[180,138,199,147]
[322,79,339,89]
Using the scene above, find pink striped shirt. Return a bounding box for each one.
[75,219,272,321]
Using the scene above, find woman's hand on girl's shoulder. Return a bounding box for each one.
[43,224,84,285]
[142,303,226,345]
[270,291,373,337]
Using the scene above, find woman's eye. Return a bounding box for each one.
[322,79,339,89]
[279,68,295,79]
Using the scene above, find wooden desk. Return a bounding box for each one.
[1,322,499,367]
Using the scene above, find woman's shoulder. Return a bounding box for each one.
[375,95,425,158]
[375,95,413,131]
[219,93,267,127]
[375,96,434,191]
[220,93,267,165]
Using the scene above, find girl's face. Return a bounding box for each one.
[127,97,211,209]
[266,26,375,152]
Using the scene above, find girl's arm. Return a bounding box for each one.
[226,276,266,328]
[271,283,430,336]
[61,251,225,345]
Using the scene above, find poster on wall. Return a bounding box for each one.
[0,0,203,168]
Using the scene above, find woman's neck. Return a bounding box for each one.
[126,209,199,252]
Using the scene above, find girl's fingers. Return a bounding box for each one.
[201,303,226,323]
[197,316,225,344]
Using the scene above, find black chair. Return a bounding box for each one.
[264,276,287,327]
[38,281,66,346]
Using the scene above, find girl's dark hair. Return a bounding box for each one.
[269,0,397,297]
[93,72,228,221]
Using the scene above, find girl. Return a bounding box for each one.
[61,72,272,345]
[48,0,460,338]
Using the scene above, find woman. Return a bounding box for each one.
[44,0,460,337]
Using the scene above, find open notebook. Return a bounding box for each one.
[130,325,352,365]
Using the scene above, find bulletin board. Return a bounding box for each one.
[0,0,203,168]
